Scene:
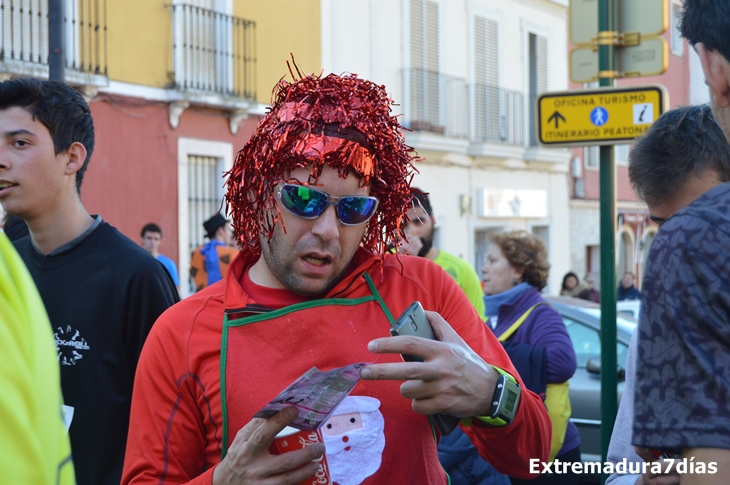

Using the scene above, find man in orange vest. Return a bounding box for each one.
[189,213,239,292]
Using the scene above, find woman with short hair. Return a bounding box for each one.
[482,230,580,485]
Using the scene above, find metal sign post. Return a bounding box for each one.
[571,38,669,83]
[543,5,671,479]
[569,0,668,83]
[571,0,666,45]
[598,0,617,483]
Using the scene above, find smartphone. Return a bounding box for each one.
[390,301,460,435]
[390,301,435,362]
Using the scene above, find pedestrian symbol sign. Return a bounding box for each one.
[590,107,608,127]
[536,85,668,147]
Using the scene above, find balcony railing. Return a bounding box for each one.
[171,4,256,100]
[471,83,525,146]
[403,68,468,138]
[0,0,107,80]
[403,68,525,147]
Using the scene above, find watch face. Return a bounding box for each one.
[491,374,521,425]
[504,389,518,413]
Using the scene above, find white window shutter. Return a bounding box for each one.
[473,16,499,141]
[425,0,438,72]
[474,17,498,86]
[537,34,548,94]
[409,0,424,68]
[409,0,440,131]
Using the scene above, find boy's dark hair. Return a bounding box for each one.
[0,78,95,194]
[629,104,730,207]
[141,223,162,238]
[680,0,730,62]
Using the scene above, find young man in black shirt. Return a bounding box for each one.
[0,78,179,485]
[631,2,730,483]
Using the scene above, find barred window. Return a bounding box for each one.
[177,138,233,298]
[187,154,225,254]
[0,0,107,75]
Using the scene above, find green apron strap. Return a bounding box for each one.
[220,273,395,458]
[364,272,396,326]
[221,312,232,457]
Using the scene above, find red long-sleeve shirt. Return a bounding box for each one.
[122,249,550,484]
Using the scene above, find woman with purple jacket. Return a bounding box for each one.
[481,231,580,485]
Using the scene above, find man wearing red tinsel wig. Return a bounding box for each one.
[122,64,551,485]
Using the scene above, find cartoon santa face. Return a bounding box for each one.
[322,396,385,485]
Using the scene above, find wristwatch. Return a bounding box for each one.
[474,367,521,427]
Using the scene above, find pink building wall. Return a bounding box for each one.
[83,94,260,264]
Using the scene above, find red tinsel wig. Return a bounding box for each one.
[225,65,418,258]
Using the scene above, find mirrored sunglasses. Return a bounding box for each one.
[276,183,379,226]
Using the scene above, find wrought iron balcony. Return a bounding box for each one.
[170,3,256,101]
[402,68,526,147]
[0,0,107,83]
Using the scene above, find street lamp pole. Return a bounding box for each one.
[598,0,618,483]
[49,0,65,83]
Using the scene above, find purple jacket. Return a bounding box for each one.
[487,286,581,455]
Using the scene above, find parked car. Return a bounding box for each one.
[543,296,637,482]
[617,299,642,319]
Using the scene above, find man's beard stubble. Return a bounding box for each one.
[259,227,357,297]
[417,225,435,258]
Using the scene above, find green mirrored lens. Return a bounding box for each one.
[281,185,327,217]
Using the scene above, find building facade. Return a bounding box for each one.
[0,0,322,296]
[322,0,572,294]
[567,0,707,291]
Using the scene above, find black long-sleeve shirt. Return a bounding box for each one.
[14,220,179,485]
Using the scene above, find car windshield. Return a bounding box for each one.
[575,308,637,335]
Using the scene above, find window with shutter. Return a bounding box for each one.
[172,0,254,98]
[408,0,441,133]
[528,32,548,145]
[0,0,107,78]
[473,15,500,142]
[615,144,630,165]
[4,1,47,63]
[537,35,548,94]
[585,145,599,169]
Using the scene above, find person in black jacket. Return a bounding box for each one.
[617,271,641,301]
[0,78,179,485]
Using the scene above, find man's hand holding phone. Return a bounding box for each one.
[212,407,325,485]
[359,303,500,426]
